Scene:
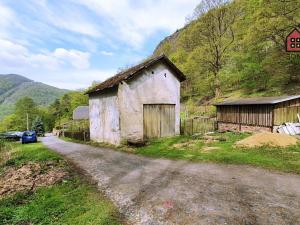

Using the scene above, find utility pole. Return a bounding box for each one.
[26,113,29,131]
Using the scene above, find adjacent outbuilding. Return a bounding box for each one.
[86,55,186,145]
[215,95,300,133]
[73,106,89,120]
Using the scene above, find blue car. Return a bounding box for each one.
[22,131,37,144]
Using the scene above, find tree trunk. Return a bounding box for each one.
[214,76,221,98]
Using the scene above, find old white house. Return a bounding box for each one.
[86,55,186,145]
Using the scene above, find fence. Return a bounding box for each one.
[181,117,216,135]
[63,131,90,142]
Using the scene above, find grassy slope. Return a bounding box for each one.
[136,133,300,173]
[0,142,122,225]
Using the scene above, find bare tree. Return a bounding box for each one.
[186,0,230,24]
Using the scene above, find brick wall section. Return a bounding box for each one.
[218,122,272,133]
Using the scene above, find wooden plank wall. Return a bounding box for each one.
[181,117,216,135]
[217,105,273,127]
[274,98,300,125]
[143,104,175,139]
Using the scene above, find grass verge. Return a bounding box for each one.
[0,142,123,225]
[136,132,300,174]
[62,132,300,174]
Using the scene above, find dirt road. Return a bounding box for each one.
[42,136,300,225]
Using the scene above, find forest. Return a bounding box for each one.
[0,92,88,133]
[154,0,300,104]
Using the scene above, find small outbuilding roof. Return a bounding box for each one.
[215,95,300,106]
[73,106,89,120]
[86,54,186,95]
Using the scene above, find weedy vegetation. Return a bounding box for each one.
[0,142,122,225]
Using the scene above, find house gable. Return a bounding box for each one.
[86,55,185,95]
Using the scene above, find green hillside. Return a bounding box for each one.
[0,74,68,119]
[154,0,300,103]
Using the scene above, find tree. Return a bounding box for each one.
[14,97,39,131]
[195,1,240,97]
[31,116,45,136]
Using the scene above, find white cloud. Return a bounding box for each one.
[21,0,101,38]
[53,48,90,69]
[100,50,114,56]
[0,0,199,89]
[73,0,199,48]
[0,2,18,38]
[34,69,116,90]
[0,39,90,70]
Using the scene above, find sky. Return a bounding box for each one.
[0,0,199,90]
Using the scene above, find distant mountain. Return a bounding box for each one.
[0,74,69,119]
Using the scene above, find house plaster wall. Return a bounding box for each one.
[118,62,180,143]
[89,91,121,145]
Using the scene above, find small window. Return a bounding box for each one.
[291,38,295,42]
[297,38,300,42]
[291,43,296,48]
[151,71,154,74]
[297,44,300,48]
[164,73,167,77]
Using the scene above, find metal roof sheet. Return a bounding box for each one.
[215,95,300,106]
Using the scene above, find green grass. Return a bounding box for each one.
[4,142,62,167]
[135,132,300,174]
[0,142,122,225]
[63,132,300,173]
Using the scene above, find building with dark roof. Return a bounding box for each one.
[73,106,89,120]
[215,95,300,133]
[87,55,186,145]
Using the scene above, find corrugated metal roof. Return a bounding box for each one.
[215,95,300,106]
[86,54,186,95]
[73,106,89,120]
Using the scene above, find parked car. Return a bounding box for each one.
[22,131,37,144]
[0,131,23,141]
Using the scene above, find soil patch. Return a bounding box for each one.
[0,162,67,198]
[235,133,298,148]
[173,140,198,149]
[202,146,221,152]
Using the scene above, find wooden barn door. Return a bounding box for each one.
[143,104,175,139]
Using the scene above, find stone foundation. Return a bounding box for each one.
[217,122,272,133]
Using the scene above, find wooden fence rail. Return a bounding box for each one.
[63,131,90,142]
[181,117,216,135]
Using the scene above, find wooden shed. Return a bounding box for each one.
[215,95,300,133]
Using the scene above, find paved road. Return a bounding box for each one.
[42,136,300,225]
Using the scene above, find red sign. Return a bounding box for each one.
[286,28,300,52]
